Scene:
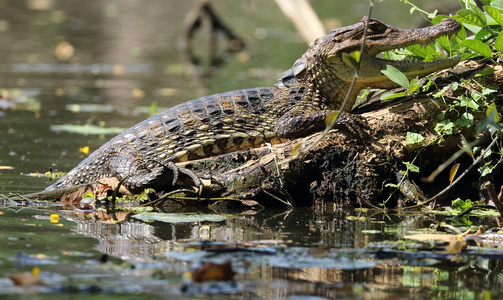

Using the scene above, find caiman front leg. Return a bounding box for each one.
[109,146,203,193]
[273,108,367,140]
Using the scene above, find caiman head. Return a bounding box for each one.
[279,17,461,111]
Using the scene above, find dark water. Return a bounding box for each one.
[1,0,501,299]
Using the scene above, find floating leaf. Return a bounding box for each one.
[452,198,473,211]
[49,214,59,223]
[449,163,460,184]
[461,39,493,58]
[54,41,74,61]
[191,260,235,283]
[404,233,458,242]
[79,146,89,155]
[134,212,228,223]
[50,124,126,135]
[381,65,409,88]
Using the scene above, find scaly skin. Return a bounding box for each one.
[45,17,461,193]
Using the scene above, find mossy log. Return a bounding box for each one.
[183,60,502,207]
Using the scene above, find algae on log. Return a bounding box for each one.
[184,60,502,207]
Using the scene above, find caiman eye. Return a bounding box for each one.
[367,22,386,34]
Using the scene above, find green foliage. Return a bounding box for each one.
[381,65,410,88]
[452,198,473,211]
[386,1,503,208]
[82,191,96,199]
[402,161,420,173]
[342,51,362,69]
[405,131,425,145]
[379,66,422,100]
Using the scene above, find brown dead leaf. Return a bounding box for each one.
[445,240,468,253]
[60,177,130,205]
[8,273,44,286]
[240,200,261,207]
[241,210,258,215]
[404,233,460,243]
[73,209,130,223]
[97,178,131,195]
[191,259,235,283]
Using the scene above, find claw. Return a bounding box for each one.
[167,162,203,194]
[166,162,180,186]
[333,112,369,141]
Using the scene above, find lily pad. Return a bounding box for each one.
[133,212,228,223]
[50,124,126,135]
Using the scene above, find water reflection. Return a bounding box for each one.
[58,208,503,298]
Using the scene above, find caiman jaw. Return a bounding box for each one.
[357,17,461,88]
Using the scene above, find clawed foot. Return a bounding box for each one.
[331,112,369,141]
[123,162,204,194]
[166,162,204,194]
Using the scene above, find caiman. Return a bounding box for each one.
[45,17,461,193]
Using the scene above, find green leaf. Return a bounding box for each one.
[461,39,493,58]
[455,113,474,127]
[427,9,438,20]
[406,132,425,145]
[381,65,409,88]
[324,111,339,126]
[342,51,361,69]
[478,161,496,177]
[484,6,503,26]
[491,0,503,10]
[495,31,503,53]
[456,9,487,27]
[133,212,228,223]
[407,77,421,94]
[486,102,500,123]
[402,161,420,173]
[291,143,302,156]
[435,120,455,135]
[482,85,499,96]
[452,198,473,211]
[380,91,406,100]
[82,192,95,199]
[456,24,467,41]
[431,15,450,25]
